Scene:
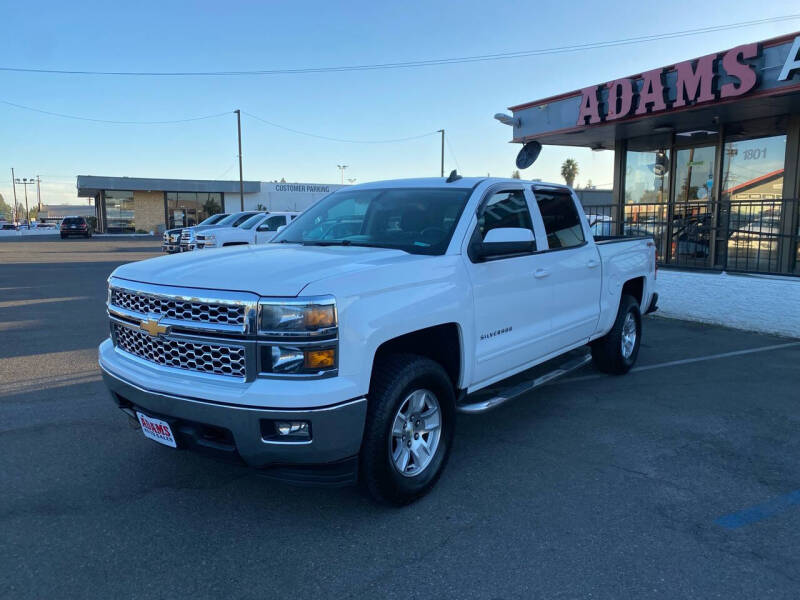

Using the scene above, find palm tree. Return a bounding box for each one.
[511,170,521,179]
[561,159,579,188]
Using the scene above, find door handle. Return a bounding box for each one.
[587,259,600,268]
[534,268,550,279]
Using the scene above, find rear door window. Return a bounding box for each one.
[533,189,586,249]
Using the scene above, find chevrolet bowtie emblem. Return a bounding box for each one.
[140,316,169,337]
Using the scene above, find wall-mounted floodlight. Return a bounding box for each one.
[494,113,520,127]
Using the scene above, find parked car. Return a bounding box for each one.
[179,211,256,251]
[100,176,657,504]
[1,222,17,231]
[60,216,91,238]
[196,212,299,249]
[162,213,230,253]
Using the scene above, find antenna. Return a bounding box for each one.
[445,170,462,183]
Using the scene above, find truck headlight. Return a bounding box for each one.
[258,297,336,335]
[257,297,338,376]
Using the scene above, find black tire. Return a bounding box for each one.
[360,354,455,505]
[590,294,642,375]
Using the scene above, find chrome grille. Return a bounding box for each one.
[113,323,246,378]
[110,288,245,326]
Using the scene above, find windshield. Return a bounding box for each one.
[214,212,256,227]
[239,213,267,230]
[273,188,470,255]
[199,213,227,226]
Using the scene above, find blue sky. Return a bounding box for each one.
[0,0,797,206]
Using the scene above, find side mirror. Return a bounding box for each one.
[472,227,535,261]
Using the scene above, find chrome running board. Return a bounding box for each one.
[457,351,592,414]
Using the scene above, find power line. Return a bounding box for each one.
[0,98,439,144]
[0,99,232,124]
[243,111,439,144]
[0,15,797,77]
[445,135,461,171]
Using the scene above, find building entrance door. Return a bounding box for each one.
[670,144,717,268]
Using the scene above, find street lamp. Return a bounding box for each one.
[337,164,348,185]
[14,177,35,229]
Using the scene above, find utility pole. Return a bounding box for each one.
[438,129,445,177]
[11,168,18,223]
[15,177,35,229]
[36,175,41,211]
[337,164,348,185]
[235,109,244,211]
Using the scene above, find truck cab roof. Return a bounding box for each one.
[345,176,571,192]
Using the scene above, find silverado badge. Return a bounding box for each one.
[140,316,169,337]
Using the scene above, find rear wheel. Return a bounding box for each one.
[360,354,455,505]
[591,294,641,375]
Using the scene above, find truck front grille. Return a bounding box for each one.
[113,323,246,378]
[111,288,245,326]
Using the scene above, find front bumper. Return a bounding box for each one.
[161,243,180,253]
[101,366,367,482]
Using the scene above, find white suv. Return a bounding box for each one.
[196,212,298,249]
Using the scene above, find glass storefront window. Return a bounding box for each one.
[671,145,717,268]
[166,192,223,228]
[721,135,786,273]
[624,148,670,261]
[105,191,135,233]
[624,149,670,204]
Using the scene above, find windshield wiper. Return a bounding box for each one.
[301,240,353,246]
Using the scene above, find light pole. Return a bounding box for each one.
[10,168,18,223]
[36,175,42,211]
[15,177,35,229]
[235,110,244,211]
[337,164,348,185]
[438,129,445,177]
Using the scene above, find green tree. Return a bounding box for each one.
[202,198,222,216]
[511,170,521,179]
[560,158,579,188]
[0,193,12,220]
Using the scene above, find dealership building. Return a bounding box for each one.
[506,32,800,277]
[76,176,344,233]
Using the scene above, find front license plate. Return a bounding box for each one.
[136,412,177,448]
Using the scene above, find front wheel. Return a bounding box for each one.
[591,294,642,375]
[360,354,455,505]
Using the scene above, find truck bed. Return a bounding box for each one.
[594,235,651,244]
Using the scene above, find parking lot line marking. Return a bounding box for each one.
[555,341,800,385]
[632,341,800,373]
[0,296,89,309]
[715,489,800,529]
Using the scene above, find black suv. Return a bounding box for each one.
[60,216,92,239]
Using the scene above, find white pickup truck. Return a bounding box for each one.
[99,176,657,504]
[195,212,299,249]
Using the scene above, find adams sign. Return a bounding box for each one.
[507,33,800,143]
[577,38,800,126]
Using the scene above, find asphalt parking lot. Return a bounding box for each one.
[2,236,799,599]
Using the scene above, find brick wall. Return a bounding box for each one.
[133,191,165,233]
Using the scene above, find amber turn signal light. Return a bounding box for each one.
[304,348,336,370]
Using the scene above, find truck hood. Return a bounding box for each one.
[111,244,420,297]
